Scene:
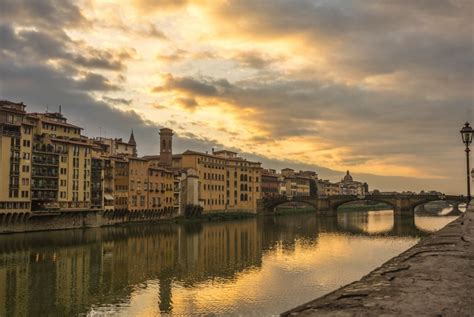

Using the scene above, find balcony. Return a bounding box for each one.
[32,158,59,166]
[32,186,58,190]
[33,143,67,155]
[31,192,57,200]
[32,172,58,178]
[0,126,21,137]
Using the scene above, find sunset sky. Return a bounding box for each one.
[0,0,472,193]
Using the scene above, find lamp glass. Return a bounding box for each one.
[461,123,473,145]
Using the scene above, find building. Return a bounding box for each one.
[261,169,280,198]
[281,174,311,198]
[0,101,31,213]
[1,101,95,213]
[144,129,262,214]
[317,179,341,196]
[176,149,262,213]
[91,158,104,209]
[338,171,366,196]
[91,133,137,158]
[276,169,317,198]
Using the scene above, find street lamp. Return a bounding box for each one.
[460,122,473,203]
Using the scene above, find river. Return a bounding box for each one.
[0,210,457,316]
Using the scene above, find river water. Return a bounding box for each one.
[0,210,457,316]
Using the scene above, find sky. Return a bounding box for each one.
[0,0,473,194]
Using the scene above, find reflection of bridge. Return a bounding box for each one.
[261,212,431,239]
[257,194,466,218]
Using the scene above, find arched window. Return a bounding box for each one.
[240,193,244,201]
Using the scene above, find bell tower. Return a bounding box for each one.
[159,128,173,167]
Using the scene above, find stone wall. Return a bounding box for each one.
[0,209,177,234]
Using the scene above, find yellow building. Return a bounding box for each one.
[0,101,31,213]
[28,112,92,211]
[128,158,175,213]
[1,102,261,218]
[145,128,263,214]
[317,179,341,196]
[1,101,92,212]
[176,150,262,213]
[147,167,175,214]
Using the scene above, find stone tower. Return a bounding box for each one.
[128,130,137,157]
[159,128,173,167]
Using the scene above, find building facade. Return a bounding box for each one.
[338,171,367,196]
[261,169,280,198]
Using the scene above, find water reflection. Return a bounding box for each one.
[0,211,457,316]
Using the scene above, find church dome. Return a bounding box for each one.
[343,170,353,182]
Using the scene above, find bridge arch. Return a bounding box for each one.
[266,199,318,213]
[331,197,395,212]
[410,199,465,214]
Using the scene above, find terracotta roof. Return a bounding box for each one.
[41,118,83,129]
[182,150,261,165]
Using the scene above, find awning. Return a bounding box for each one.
[104,193,114,201]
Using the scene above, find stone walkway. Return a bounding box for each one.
[283,209,474,317]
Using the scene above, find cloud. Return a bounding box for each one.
[0,24,129,71]
[131,0,191,12]
[147,23,168,39]
[74,72,120,91]
[1,0,472,194]
[176,97,199,110]
[233,51,278,69]
[102,96,133,106]
[152,74,222,96]
[0,0,88,30]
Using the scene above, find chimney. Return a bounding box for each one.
[159,128,173,168]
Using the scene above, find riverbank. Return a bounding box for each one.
[0,210,258,234]
[283,208,473,316]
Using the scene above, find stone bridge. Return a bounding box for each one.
[257,194,466,218]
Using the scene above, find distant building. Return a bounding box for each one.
[338,171,366,195]
[261,169,280,198]
[317,179,340,196]
[275,168,318,198]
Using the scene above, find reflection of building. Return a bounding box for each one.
[0,219,263,316]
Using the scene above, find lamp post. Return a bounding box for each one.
[460,122,473,203]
